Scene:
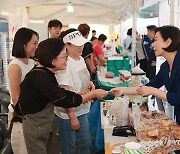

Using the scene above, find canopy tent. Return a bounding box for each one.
[0,0,142,25]
[0,0,145,68]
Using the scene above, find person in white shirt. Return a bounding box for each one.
[55,29,95,154]
[8,28,38,154]
[123,28,132,50]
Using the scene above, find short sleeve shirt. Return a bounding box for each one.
[82,42,93,59]
[92,42,104,66]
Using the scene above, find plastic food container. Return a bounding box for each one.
[105,72,114,78]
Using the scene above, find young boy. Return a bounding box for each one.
[48,19,62,38]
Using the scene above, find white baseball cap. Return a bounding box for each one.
[63,30,88,46]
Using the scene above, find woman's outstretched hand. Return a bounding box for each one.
[110,88,124,97]
[94,89,108,99]
[81,89,108,104]
[137,86,153,96]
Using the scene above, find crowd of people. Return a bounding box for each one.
[6,18,180,154]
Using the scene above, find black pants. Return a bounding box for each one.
[147,61,156,80]
[140,58,156,80]
[139,59,148,74]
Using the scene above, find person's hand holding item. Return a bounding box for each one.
[94,89,108,99]
[137,86,154,96]
[110,88,124,97]
[81,89,108,104]
[110,87,139,96]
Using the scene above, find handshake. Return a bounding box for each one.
[80,89,111,104]
[81,86,155,104]
[109,86,154,97]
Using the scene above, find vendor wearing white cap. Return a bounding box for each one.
[55,28,95,154]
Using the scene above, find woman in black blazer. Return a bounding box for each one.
[111,25,180,125]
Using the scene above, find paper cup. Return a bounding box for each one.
[124,142,142,154]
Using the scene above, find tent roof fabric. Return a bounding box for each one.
[0,0,143,24]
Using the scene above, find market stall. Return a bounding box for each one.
[97,61,180,153]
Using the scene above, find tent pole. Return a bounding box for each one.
[119,19,123,46]
[170,0,178,26]
[131,0,138,69]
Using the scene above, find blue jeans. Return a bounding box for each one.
[57,114,90,154]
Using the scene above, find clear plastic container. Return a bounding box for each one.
[132,102,141,131]
[109,96,129,126]
[128,74,149,104]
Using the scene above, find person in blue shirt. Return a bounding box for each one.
[110,25,180,125]
[141,25,157,80]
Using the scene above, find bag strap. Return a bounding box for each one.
[8,117,15,140]
[8,109,26,140]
